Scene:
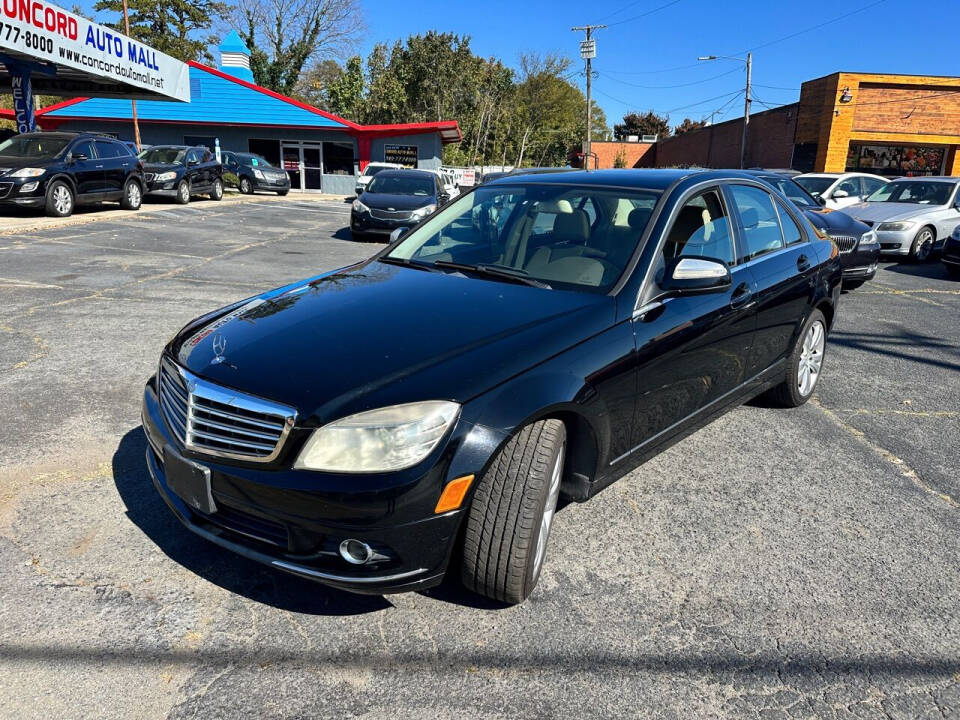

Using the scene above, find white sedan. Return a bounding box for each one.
[795,172,889,210]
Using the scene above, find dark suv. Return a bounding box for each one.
[139,145,224,204]
[0,132,145,217]
[221,151,290,195]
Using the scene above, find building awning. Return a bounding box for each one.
[0,0,190,101]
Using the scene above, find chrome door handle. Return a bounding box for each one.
[730,282,754,309]
[797,254,811,272]
[95,164,104,169]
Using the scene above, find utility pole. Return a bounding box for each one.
[121,0,142,150]
[741,52,752,170]
[698,52,753,169]
[572,24,604,170]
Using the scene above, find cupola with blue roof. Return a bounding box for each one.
[218,30,254,83]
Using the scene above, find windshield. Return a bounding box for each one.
[363,165,393,178]
[367,175,434,196]
[139,147,186,164]
[794,176,834,198]
[239,153,274,168]
[0,136,70,159]
[385,184,661,293]
[866,180,954,205]
[763,177,817,208]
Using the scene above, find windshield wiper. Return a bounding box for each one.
[433,260,551,289]
[377,256,439,272]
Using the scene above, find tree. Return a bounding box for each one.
[614,111,670,141]
[94,0,227,63]
[325,56,365,121]
[293,58,344,109]
[613,147,627,168]
[235,0,362,94]
[674,117,708,135]
[590,100,610,141]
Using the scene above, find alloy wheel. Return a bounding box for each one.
[797,320,825,397]
[179,183,189,203]
[127,183,141,208]
[53,185,72,215]
[914,230,933,262]
[532,442,565,580]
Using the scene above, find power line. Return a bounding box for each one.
[596,0,652,22]
[596,65,741,90]
[753,83,801,92]
[600,62,708,76]
[592,84,743,115]
[737,0,889,54]
[605,0,685,28]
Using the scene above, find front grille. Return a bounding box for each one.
[831,235,857,253]
[158,357,296,462]
[0,182,12,199]
[371,208,412,221]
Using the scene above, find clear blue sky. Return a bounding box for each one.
[356,0,959,131]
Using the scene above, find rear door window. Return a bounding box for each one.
[94,140,121,159]
[729,184,785,261]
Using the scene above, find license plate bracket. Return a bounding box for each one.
[164,446,217,514]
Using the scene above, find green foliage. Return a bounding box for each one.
[674,117,708,135]
[614,111,671,141]
[613,147,627,168]
[93,0,227,63]
[325,56,365,121]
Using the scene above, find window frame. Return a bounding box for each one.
[659,185,737,270]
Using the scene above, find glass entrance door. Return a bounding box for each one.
[303,146,322,191]
[282,144,303,190]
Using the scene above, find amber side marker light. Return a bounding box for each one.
[435,475,475,513]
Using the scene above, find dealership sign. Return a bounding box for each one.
[0,0,190,102]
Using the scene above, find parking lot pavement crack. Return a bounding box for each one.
[810,397,960,511]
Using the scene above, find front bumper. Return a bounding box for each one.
[351,210,418,236]
[841,244,879,281]
[0,177,46,208]
[141,380,492,594]
[253,175,290,191]
[874,229,914,255]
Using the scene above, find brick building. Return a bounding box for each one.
[649,71,960,176]
[582,140,656,169]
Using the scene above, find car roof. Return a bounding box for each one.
[373,169,437,179]
[887,176,958,182]
[484,168,773,191]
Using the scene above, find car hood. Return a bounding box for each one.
[0,156,58,173]
[172,260,613,424]
[800,207,869,236]
[360,192,435,211]
[142,162,184,173]
[844,202,944,224]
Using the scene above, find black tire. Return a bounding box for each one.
[239,176,253,194]
[277,189,289,196]
[209,178,224,201]
[44,180,75,217]
[767,309,827,408]
[120,179,142,210]
[842,279,865,291]
[175,180,190,205]
[909,226,935,263]
[461,419,566,604]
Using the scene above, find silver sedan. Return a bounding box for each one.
[843,177,960,262]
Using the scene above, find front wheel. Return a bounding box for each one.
[277,189,289,196]
[239,176,253,194]
[45,180,74,217]
[910,227,935,262]
[209,178,223,201]
[120,179,142,210]
[461,419,566,604]
[767,309,827,408]
[175,180,190,205]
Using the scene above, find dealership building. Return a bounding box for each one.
[14,31,461,194]
[595,72,960,176]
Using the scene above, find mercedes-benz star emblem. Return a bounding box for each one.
[211,333,227,365]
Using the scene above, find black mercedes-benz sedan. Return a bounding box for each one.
[748,171,879,289]
[142,169,842,604]
[350,169,449,241]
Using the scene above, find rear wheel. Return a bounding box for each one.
[767,309,827,408]
[45,181,74,217]
[239,176,253,194]
[209,178,223,201]
[120,179,142,210]
[175,180,190,205]
[910,227,935,262]
[461,419,566,604]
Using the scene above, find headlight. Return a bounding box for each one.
[859,230,878,246]
[294,401,460,472]
[410,204,437,220]
[253,168,265,180]
[9,168,44,178]
[352,198,369,213]
[877,221,916,232]
[155,171,177,182]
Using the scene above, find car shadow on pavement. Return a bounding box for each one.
[879,259,952,281]
[112,427,393,616]
[827,329,960,372]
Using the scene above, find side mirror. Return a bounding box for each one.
[660,257,731,295]
[187,160,199,167]
[389,227,410,243]
[816,195,827,206]
[70,152,88,162]
[832,189,849,199]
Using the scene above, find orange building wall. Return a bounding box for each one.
[589,141,656,169]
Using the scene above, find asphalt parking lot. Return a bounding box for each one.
[1,198,959,719]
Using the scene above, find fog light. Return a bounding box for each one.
[19,182,38,193]
[339,539,373,565]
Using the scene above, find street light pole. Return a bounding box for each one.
[121,0,142,151]
[572,24,605,170]
[698,53,753,169]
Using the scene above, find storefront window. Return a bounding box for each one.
[322,142,355,175]
[248,139,282,167]
[846,143,945,177]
